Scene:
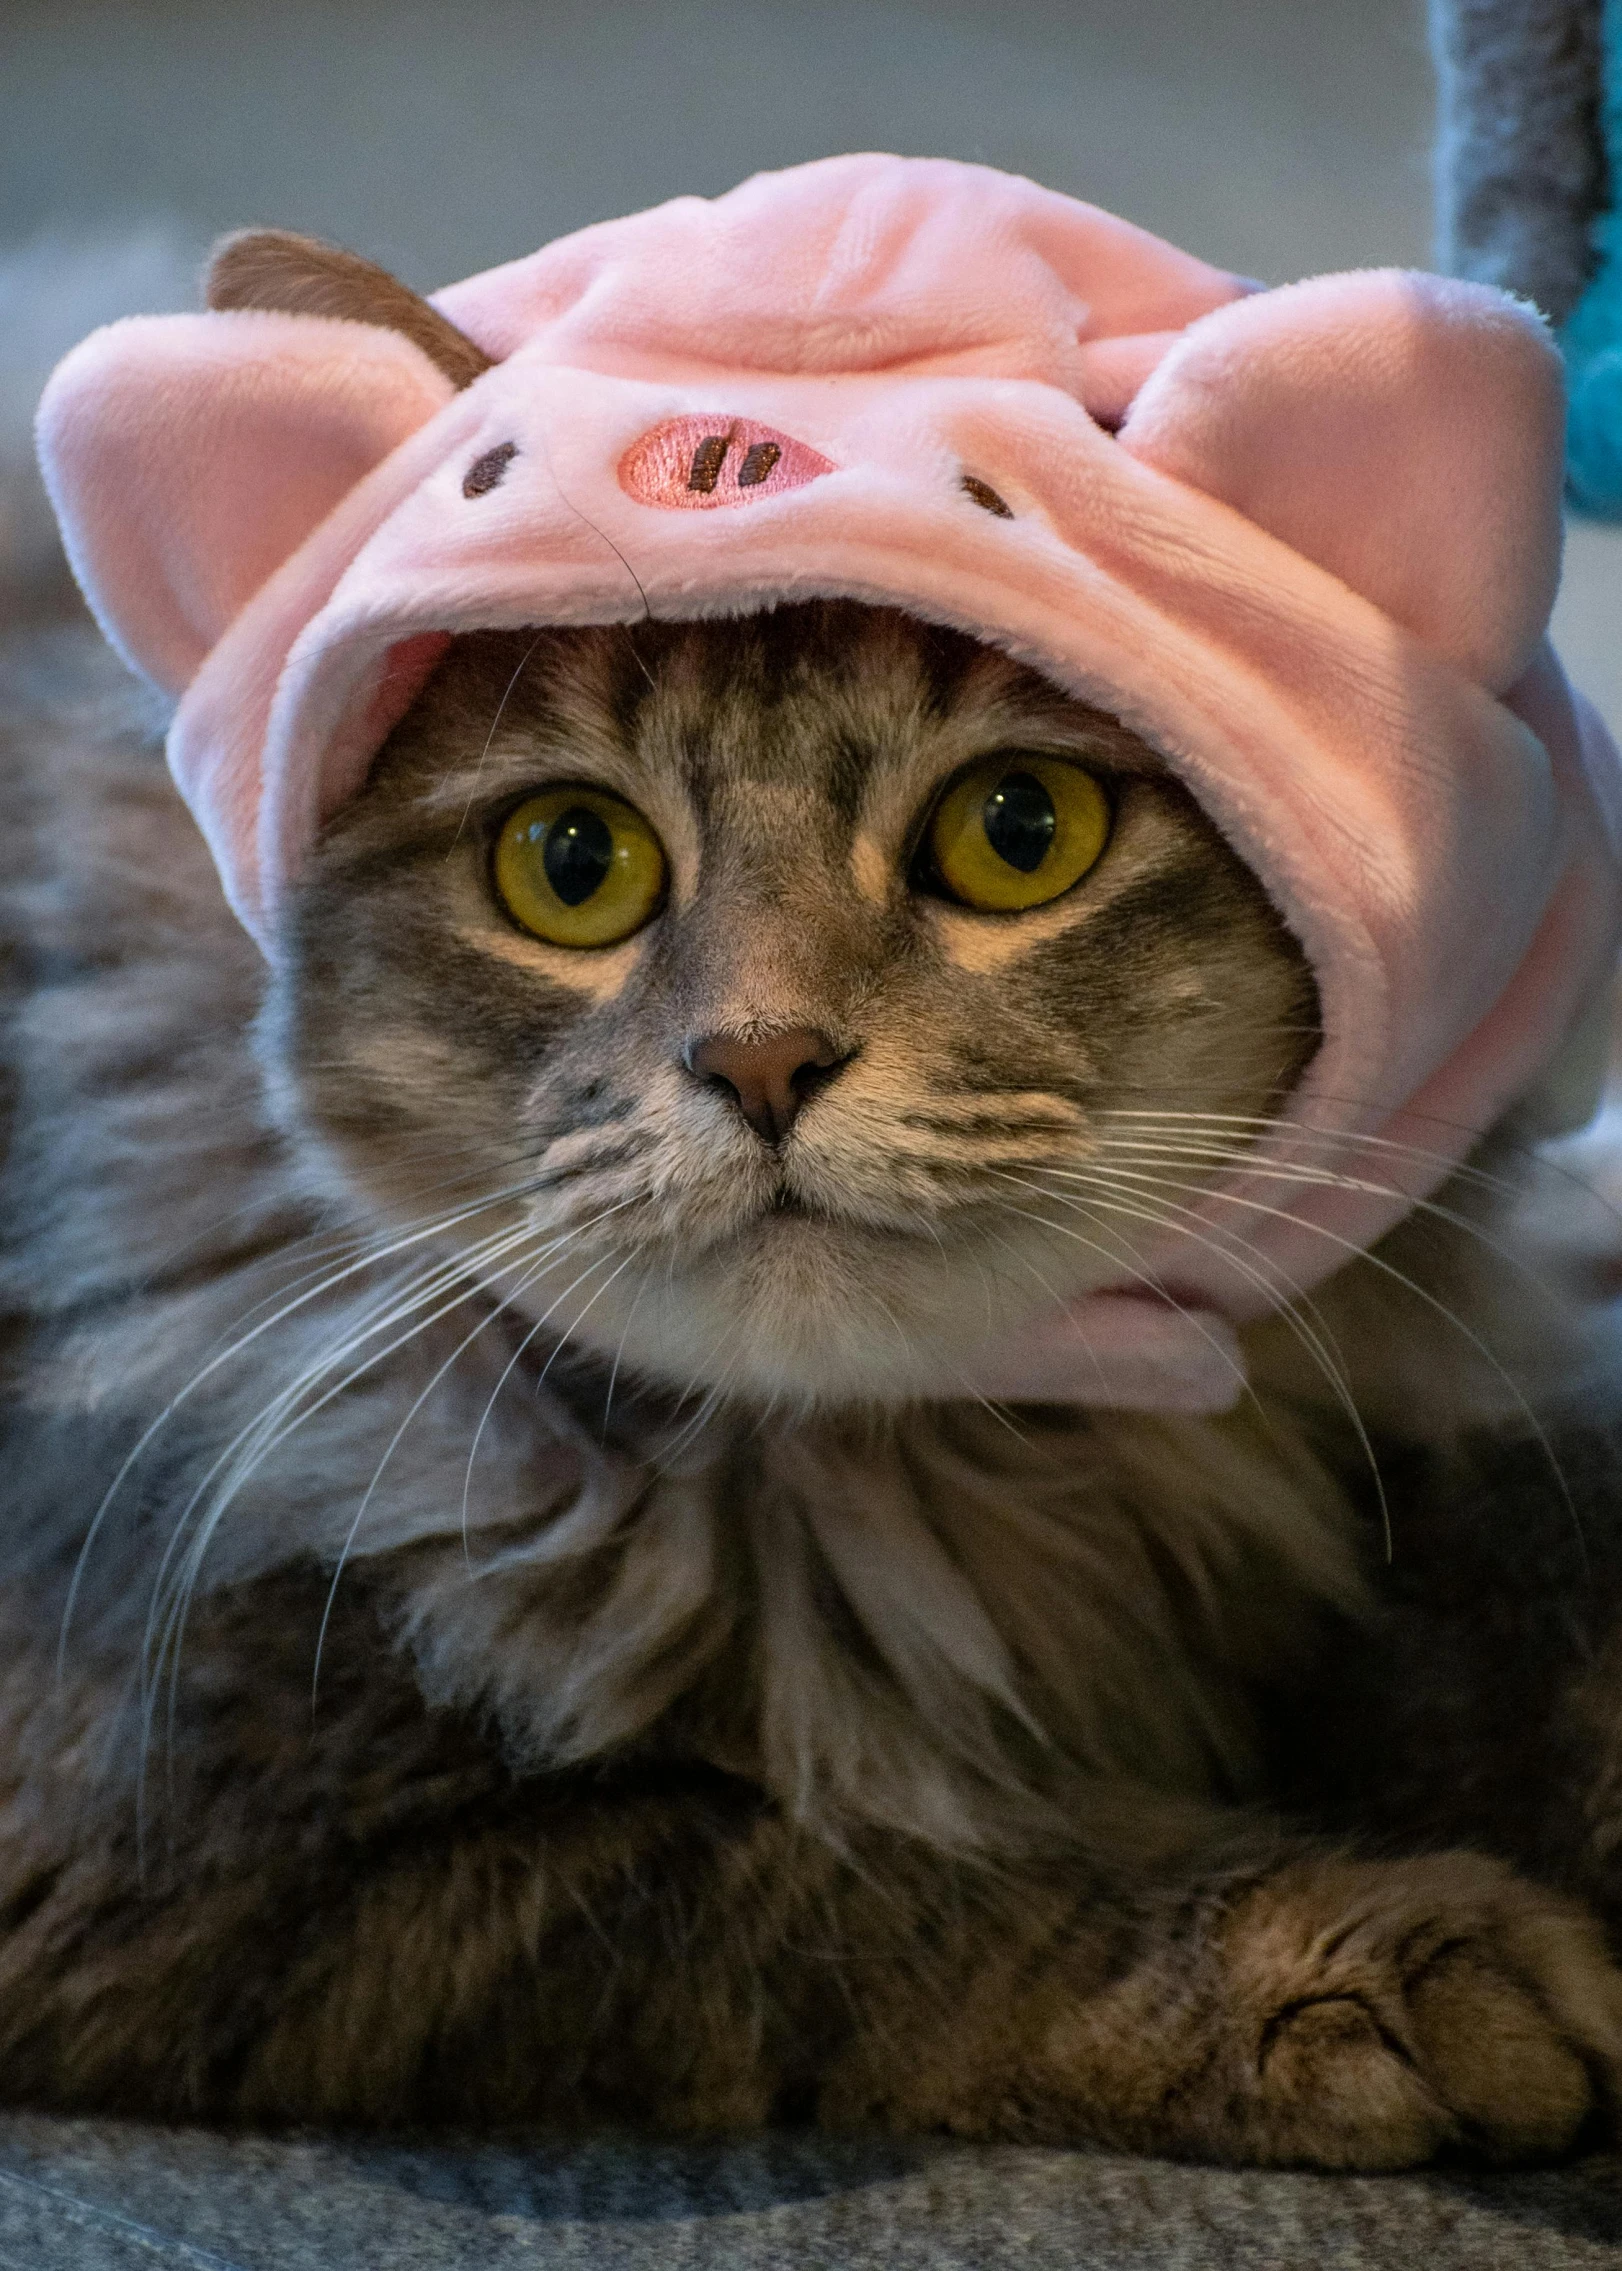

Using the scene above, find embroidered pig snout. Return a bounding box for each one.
[619,416,834,509]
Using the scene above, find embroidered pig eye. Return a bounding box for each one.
[494,787,666,947]
[960,475,1013,518]
[463,442,518,497]
[923,756,1111,912]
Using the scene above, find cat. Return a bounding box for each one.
[6,203,1622,2169]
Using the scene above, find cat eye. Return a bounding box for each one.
[923,755,1111,912]
[493,787,667,947]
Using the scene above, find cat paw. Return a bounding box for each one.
[1044,1852,1622,2170]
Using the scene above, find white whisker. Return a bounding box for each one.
[58,1162,565,1676]
[134,1206,626,1847]
[990,1171,1388,1549]
[599,1267,651,1444]
[1039,1158,1583,1562]
[316,1234,638,1693]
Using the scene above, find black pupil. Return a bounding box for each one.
[981,771,1056,873]
[540,806,615,905]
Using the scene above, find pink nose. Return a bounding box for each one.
[685,1027,845,1144]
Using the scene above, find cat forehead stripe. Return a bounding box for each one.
[619,417,835,510]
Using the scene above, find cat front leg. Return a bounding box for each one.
[822,1846,1622,2169]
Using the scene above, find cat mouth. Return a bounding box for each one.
[761,1188,848,1233]
[758,1186,926,1243]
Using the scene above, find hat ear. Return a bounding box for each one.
[1116,271,1565,692]
[37,311,454,695]
[34,233,487,695]
[205,228,493,389]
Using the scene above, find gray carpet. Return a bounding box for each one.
[0,2120,1616,2270]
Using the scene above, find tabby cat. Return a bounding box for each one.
[3,239,1622,2172]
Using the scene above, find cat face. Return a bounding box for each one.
[267,602,1317,1406]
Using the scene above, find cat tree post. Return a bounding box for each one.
[1431,0,1622,511]
[1431,0,1605,321]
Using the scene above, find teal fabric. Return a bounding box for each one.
[1563,0,1622,511]
[0,2119,1616,2271]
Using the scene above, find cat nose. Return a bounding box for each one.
[684,1027,847,1144]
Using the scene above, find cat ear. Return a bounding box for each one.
[1116,272,1564,692]
[35,235,486,696]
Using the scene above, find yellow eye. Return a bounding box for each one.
[925,755,1111,912]
[493,787,666,947]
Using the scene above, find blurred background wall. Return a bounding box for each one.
[3,0,1435,287]
[2,0,1616,720]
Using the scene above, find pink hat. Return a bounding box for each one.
[34,155,1622,1411]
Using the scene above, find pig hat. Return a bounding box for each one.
[34,154,1622,1412]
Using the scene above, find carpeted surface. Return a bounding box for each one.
[0,2120,1616,2270]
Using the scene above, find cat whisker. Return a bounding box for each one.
[1097,1116,1622,1256]
[990,1172,1383,1540]
[317,1237,638,1693]
[1017,1177,1365,1422]
[1084,1151,1573,1306]
[1065,1158,1565,1348]
[531,1249,639,1396]
[986,1187,1263,1416]
[857,1283,922,1379]
[138,1218,546,1680]
[60,1155,577,1673]
[135,1206,624,1818]
[930,1205,1010,1371]
[458,1242,643,1575]
[1087,1147,1410,1204]
[209,1167,550,1332]
[157,1209,615,1597]
[1040,1159,1583,1560]
[939,1222,1080,1440]
[1017,1152,1583,1566]
[112,1127,543,1292]
[651,1333,750,1469]
[1093,1105,1541,1198]
[599,1266,651,1444]
[135,1221,547,1864]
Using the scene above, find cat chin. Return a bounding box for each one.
[545,1210,1101,1409]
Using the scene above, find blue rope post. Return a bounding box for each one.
[1564,0,1622,512]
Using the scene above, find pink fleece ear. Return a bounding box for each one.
[1116,272,1564,692]
[36,311,455,694]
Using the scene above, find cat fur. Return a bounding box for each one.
[4,226,1622,2169]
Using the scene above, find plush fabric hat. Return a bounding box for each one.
[34,154,1622,1411]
